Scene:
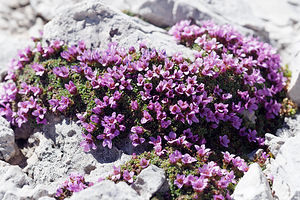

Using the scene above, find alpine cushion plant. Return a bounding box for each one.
[0,19,294,199]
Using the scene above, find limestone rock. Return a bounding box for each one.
[22,115,123,185]
[68,180,143,200]
[275,114,300,138]
[285,41,300,106]
[232,163,273,200]
[30,0,82,21]
[131,165,166,199]
[0,117,18,162]
[43,1,195,58]
[271,131,300,200]
[265,133,285,156]
[0,160,54,199]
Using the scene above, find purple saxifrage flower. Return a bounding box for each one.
[174,174,185,189]
[80,133,97,152]
[123,170,134,183]
[140,158,150,168]
[65,81,77,95]
[219,135,230,148]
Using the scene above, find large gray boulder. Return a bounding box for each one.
[68,180,143,200]
[42,1,195,58]
[271,130,300,200]
[0,117,18,162]
[232,163,273,200]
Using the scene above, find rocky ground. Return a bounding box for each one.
[0,0,300,199]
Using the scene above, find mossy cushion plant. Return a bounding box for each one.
[0,20,295,199]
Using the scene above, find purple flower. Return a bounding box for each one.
[184,175,197,186]
[140,158,149,168]
[174,174,185,189]
[192,177,208,193]
[131,126,144,135]
[219,135,230,148]
[82,122,96,133]
[30,86,42,97]
[15,114,28,128]
[195,144,211,157]
[129,133,145,147]
[186,111,199,125]
[65,81,77,95]
[0,103,13,121]
[80,133,97,152]
[18,82,31,95]
[32,105,46,119]
[182,153,197,164]
[90,115,100,124]
[232,156,248,172]
[31,63,45,76]
[53,66,69,78]
[247,129,257,142]
[17,101,30,114]
[169,104,181,115]
[149,136,162,146]
[48,99,59,112]
[144,83,153,92]
[111,166,121,181]
[71,65,83,73]
[123,170,134,183]
[164,131,177,144]
[36,117,47,125]
[58,96,71,112]
[169,150,182,164]
[161,119,171,128]
[222,151,235,163]
[76,112,87,123]
[141,110,153,124]
[213,194,225,200]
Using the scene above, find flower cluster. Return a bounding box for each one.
[55,174,93,200]
[169,20,286,121]
[0,19,290,200]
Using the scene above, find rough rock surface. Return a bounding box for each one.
[22,115,131,186]
[132,165,166,199]
[284,40,300,105]
[0,160,52,200]
[68,180,143,200]
[275,114,300,139]
[30,0,82,21]
[232,163,273,200]
[271,129,300,200]
[42,1,195,58]
[264,133,285,157]
[0,117,18,162]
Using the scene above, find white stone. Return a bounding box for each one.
[285,41,300,106]
[265,133,285,156]
[0,35,31,78]
[30,0,82,21]
[0,117,18,162]
[271,132,300,200]
[131,165,166,199]
[42,1,195,58]
[68,180,143,200]
[23,115,129,185]
[232,163,273,200]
